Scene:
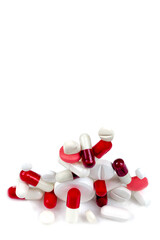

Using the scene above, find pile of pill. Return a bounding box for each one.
[8,128,150,224]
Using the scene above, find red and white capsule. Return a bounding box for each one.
[66,188,81,223]
[44,190,57,209]
[8,186,44,200]
[20,170,54,192]
[79,134,95,168]
[94,180,108,207]
[112,159,131,184]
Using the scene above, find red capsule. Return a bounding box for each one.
[112,159,128,177]
[93,140,112,159]
[8,186,24,200]
[94,180,107,197]
[20,170,41,186]
[66,188,81,209]
[44,190,57,209]
[79,134,95,168]
[96,194,108,207]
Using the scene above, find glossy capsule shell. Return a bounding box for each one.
[93,140,112,159]
[20,170,54,192]
[44,190,57,209]
[79,134,95,168]
[96,194,108,207]
[94,180,107,197]
[66,188,81,223]
[112,159,128,177]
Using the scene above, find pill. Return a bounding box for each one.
[132,188,151,206]
[93,140,112,159]
[39,210,55,224]
[59,158,90,178]
[79,134,95,168]
[96,194,108,207]
[110,187,131,202]
[94,180,107,197]
[66,188,81,223]
[85,210,97,223]
[16,179,29,198]
[54,177,95,203]
[127,176,148,191]
[21,163,32,171]
[89,159,115,180]
[44,190,57,209]
[101,205,133,221]
[56,169,78,183]
[20,170,54,192]
[63,140,81,154]
[98,128,114,142]
[135,168,146,179]
[8,186,44,200]
[41,171,56,183]
[105,176,123,192]
[59,146,81,163]
[112,159,131,184]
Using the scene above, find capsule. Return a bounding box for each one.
[44,190,57,209]
[93,140,112,159]
[94,180,108,207]
[8,186,44,200]
[112,159,131,184]
[66,188,81,223]
[20,170,54,192]
[56,170,79,183]
[79,134,95,168]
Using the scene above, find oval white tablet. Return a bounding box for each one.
[110,187,131,202]
[85,210,97,223]
[101,205,133,221]
[39,210,55,224]
[135,168,146,179]
[54,177,95,203]
[132,189,151,206]
[63,140,81,154]
[41,171,56,183]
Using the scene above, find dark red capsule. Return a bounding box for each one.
[93,140,112,159]
[81,149,95,168]
[112,159,128,177]
[96,194,108,207]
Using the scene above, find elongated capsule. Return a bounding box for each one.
[20,170,54,192]
[16,179,29,198]
[94,180,108,207]
[44,190,57,209]
[112,159,131,185]
[56,170,78,183]
[66,188,81,223]
[93,140,112,159]
[79,134,95,168]
[8,186,44,200]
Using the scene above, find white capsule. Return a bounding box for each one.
[54,177,95,203]
[98,128,114,142]
[110,187,131,202]
[41,171,56,183]
[21,163,32,171]
[63,140,81,154]
[66,207,79,223]
[89,159,115,180]
[56,170,74,183]
[59,158,90,178]
[119,173,131,185]
[132,188,151,206]
[85,210,97,223]
[101,205,133,221]
[36,178,54,192]
[25,188,44,200]
[16,179,29,198]
[79,133,92,150]
[135,168,146,179]
[39,210,55,224]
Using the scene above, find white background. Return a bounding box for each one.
[0,0,159,239]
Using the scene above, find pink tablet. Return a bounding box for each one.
[59,146,81,163]
[127,176,148,191]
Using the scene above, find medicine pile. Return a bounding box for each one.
[8,128,150,224]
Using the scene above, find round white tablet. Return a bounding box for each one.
[54,177,95,203]
[110,187,131,202]
[39,210,55,224]
[89,159,115,180]
[41,170,56,183]
[21,163,32,171]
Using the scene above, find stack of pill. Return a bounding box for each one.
[8,128,150,224]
